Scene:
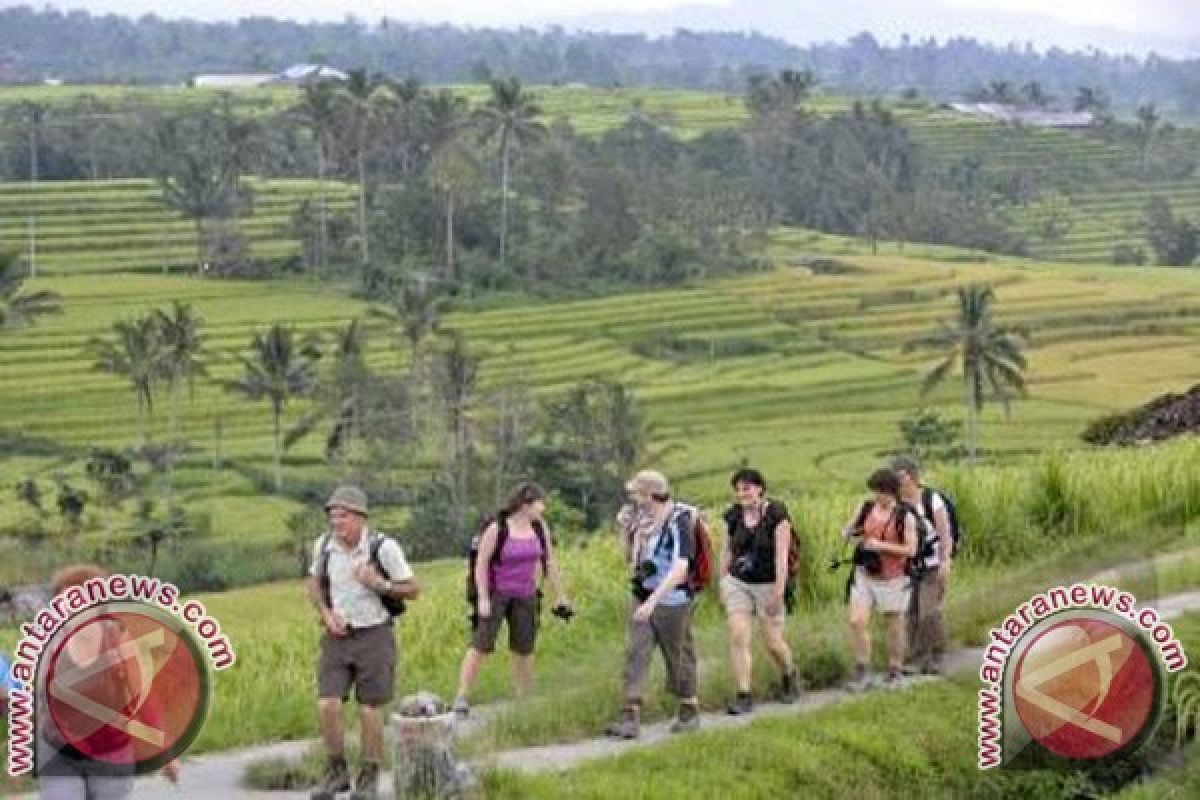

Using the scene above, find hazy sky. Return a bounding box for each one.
[9,0,1199,54]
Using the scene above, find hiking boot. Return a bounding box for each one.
[452,696,470,718]
[920,658,945,676]
[310,754,350,800]
[900,663,921,677]
[726,691,753,716]
[845,664,872,693]
[604,707,640,739]
[777,669,799,704]
[348,761,380,800]
[670,703,700,734]
[882,667,903,688]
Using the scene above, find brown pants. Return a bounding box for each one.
[908,572,947,668]
[621,601,697,701]
[318,623,396,706]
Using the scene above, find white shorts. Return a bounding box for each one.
[849,569,911,614]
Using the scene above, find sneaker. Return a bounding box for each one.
[882,668,902,687]
[920,659,944,676]
[845,664,872,693]
[777,669,799,704]
[900,664,921,677]
[604,707,640,739]
[726,691,753,716]
[310,755,351,800]
[348,761,380,800]
[670,703,700,734]
[452,696,470,718]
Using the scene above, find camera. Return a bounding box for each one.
[551,603,575,622]
[631,560,657,601]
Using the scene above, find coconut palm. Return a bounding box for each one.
[425,90,478,281]
[473,77,546,270]
[225,324,322,492]
[87,315,164,448]
[289,79,342,277]
[337,69,393,267]
[154,301,207,502]
[905,284,1029,464]
[0,251,61,330]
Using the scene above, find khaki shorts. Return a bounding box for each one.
[318,622,396,706]
[472,592,539,655]
[720,575,785,622]
[850,569,911,614]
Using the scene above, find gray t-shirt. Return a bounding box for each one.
[310,529,413,628]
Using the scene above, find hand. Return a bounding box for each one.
[322,608,348,637]
[353,560,386,591]
[632,600,655,623]
[860,537,878,552]
[162,758,181,784]
[477,598,492,619]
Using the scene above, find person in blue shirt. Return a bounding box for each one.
[605,470,700,739]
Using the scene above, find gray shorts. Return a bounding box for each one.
[720,575,785,622]
[472,592,539,656]
[317,622,396,706]
[850,569,911,614]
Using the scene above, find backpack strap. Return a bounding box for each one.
[489,513,512,566]
[316,532,332,608]
[921,487,936,525]
[368,531,393,580]
[853,500,873,530]
[532,519,550,571]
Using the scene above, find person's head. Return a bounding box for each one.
[866,468,901,506]
[324,485,368,543]
[625,469,671,509]
[503,481,547,519]
[890,455,921,493]
[730,467,767,506]
[51,564,108,595]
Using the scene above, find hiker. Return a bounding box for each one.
[605,470,702,738]
[719,468,799,714]
[892,456,953,675]
[842,468,918,690]
[452,482,571,717]
[35,564,180,800]
[307,485,420,800]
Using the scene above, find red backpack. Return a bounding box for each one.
[677,505,714,594]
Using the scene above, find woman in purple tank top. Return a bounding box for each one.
[453,483,572,717]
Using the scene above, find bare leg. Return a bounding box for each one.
[360,705,385,764]
[727,612,755,692]
[848,601,871,666]
[455,647,488,701]
[512,653,535,698]
[317,697,344,756]
[885,612,907,671]
[760,615,795,674]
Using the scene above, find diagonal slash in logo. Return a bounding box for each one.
[1015,633,1124,743]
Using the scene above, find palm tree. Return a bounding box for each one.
[1135,103,1161,176]
[0,251,61,330]
[1073,86,1109,114]
[225,325,322,492]
[338,69,392,268]
[88,315,164,449]
[373,273,445,368]
[154,301,207,503]
[425,90,477,281]
[474,77,546,270]
[434,333,479,537]
[1021,81,1051,108]
[905,285,1029,464]
[290,79,342,278]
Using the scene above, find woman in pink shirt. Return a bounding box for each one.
[453,483,571,717]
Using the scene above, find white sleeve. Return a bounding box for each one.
[307,536,326,578]
[931,493,947,515]
[380,538,414,582]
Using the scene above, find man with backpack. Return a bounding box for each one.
[453,482,571,717]
[842,469,918,690]
[892,456,955,675]
[720,468,800,715]
[307,485,420,800]
[605,469,707,739]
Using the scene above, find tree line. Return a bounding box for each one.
[3,9,1200,116]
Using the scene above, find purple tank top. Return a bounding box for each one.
[490,534,543,598]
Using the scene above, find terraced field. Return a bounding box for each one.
[3,244,1200,543]
[0,178,356,275]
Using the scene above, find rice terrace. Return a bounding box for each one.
[2,5,1200,800]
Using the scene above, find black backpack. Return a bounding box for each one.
[465,513,549,610]
[316,530,407,618]
[921,486,964,558]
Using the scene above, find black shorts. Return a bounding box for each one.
[471,592,539,656]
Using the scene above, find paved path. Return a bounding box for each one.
[17,587,1200,798]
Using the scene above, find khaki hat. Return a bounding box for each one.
[625,469,670,496]
[325,485,369,516]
